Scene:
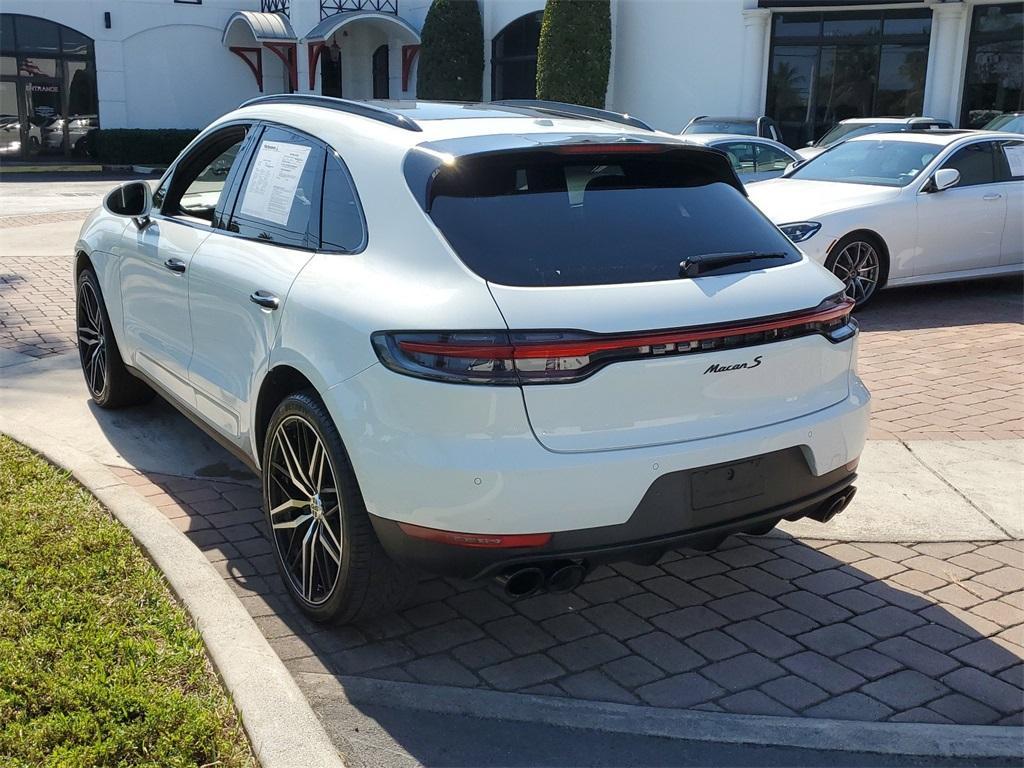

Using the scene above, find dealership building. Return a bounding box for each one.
[0,0,1020,156]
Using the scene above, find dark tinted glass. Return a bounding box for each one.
[884,12,932,36]
[321,152,364,252]
[774,14,819,37]
[962,4,1023,128]
[823,13,880,39]
[493,11,542,58]
[231,127,324,247]
[767,45,817,147]
[941,142,997,186]
[0,16,14,53]
[61,27,91,55]
[876,44,928,116]
[428,152,799,288]
[15,16,59,53]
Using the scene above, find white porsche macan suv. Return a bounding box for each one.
[75,97,870,623]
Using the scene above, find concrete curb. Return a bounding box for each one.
[299,673,1024,760]
[0,420,345,768]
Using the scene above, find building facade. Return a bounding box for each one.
[0,0,1020,158]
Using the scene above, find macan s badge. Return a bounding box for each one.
[704,356,763,375]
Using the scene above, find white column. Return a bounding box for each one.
[388,37,404,98]
[739,9,771,117]
[923,2,969,124]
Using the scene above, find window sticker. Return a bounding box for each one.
[1004,145,1024,178]
[239,140,312,226]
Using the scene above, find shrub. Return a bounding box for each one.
[417,0,484,101]
[536,0,611,108]
[92,129,200,166]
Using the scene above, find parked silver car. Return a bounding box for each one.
[680,134,800,184]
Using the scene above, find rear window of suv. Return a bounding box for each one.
[427,149,801,287]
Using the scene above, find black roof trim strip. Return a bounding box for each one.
[239,94,423,132]
[492,100,655,132]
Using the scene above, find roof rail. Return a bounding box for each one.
[492,100,654,132]
[238,94,422,132]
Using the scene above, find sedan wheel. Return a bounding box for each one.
[266,414,344,606]
[829,240,880,306]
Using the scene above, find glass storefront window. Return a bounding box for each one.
[0,14,98,157]
[14,16,59,54]
[766,9,932,148]
[961,3,1023,129]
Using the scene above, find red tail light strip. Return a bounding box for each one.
[397,298,855,360]
[398,522,552,549]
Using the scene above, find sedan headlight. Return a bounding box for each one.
[779,221,821,243]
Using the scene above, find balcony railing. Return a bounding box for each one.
[320,0,399,18]
[260,0,290,14]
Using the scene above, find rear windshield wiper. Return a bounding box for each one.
[679,251,788,278]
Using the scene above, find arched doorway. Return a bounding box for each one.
[491,11,543,100]
[0,13,98,158]
[372,44,389,99]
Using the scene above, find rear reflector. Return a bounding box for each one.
[372,295,855,386]
[398,522,552,549]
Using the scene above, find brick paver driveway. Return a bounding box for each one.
[2,208,1022,727]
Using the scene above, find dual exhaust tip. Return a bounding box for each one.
[495,487,857,600]
[497,561,587,599]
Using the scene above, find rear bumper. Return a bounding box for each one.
[324,364,870,539]
[372,452,857,580]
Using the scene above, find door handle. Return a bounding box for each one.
[163,258,187,273]
[249,290,280,310]
[983,193,1003,201]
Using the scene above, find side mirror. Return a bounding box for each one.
[782,160,804,177]
[806,140,815,147]
[929,168,961,193]
[103,181,152,225]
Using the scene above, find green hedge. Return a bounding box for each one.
[92,129,200,166]
[417,0,484,101]
[536,0,611,108]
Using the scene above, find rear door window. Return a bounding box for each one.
[427,149,801,287]
[229,126,325,248]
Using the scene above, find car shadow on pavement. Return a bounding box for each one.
[139,467,1024,732]
[855,275,1022,333]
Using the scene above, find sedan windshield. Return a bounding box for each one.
[816,123,899,147]
[790,140,938,187]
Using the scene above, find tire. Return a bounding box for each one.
[76,268,155,408]
[824,233,888,308]
[262,390,415,624]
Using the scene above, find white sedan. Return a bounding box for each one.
[748,131,1024,306]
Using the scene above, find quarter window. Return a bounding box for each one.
[941,142,997,187]
[229,127,325,248]
[320,151,365,252]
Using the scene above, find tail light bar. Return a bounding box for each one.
[372,295,856,386]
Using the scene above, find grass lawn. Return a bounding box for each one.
[0,436,255,768]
